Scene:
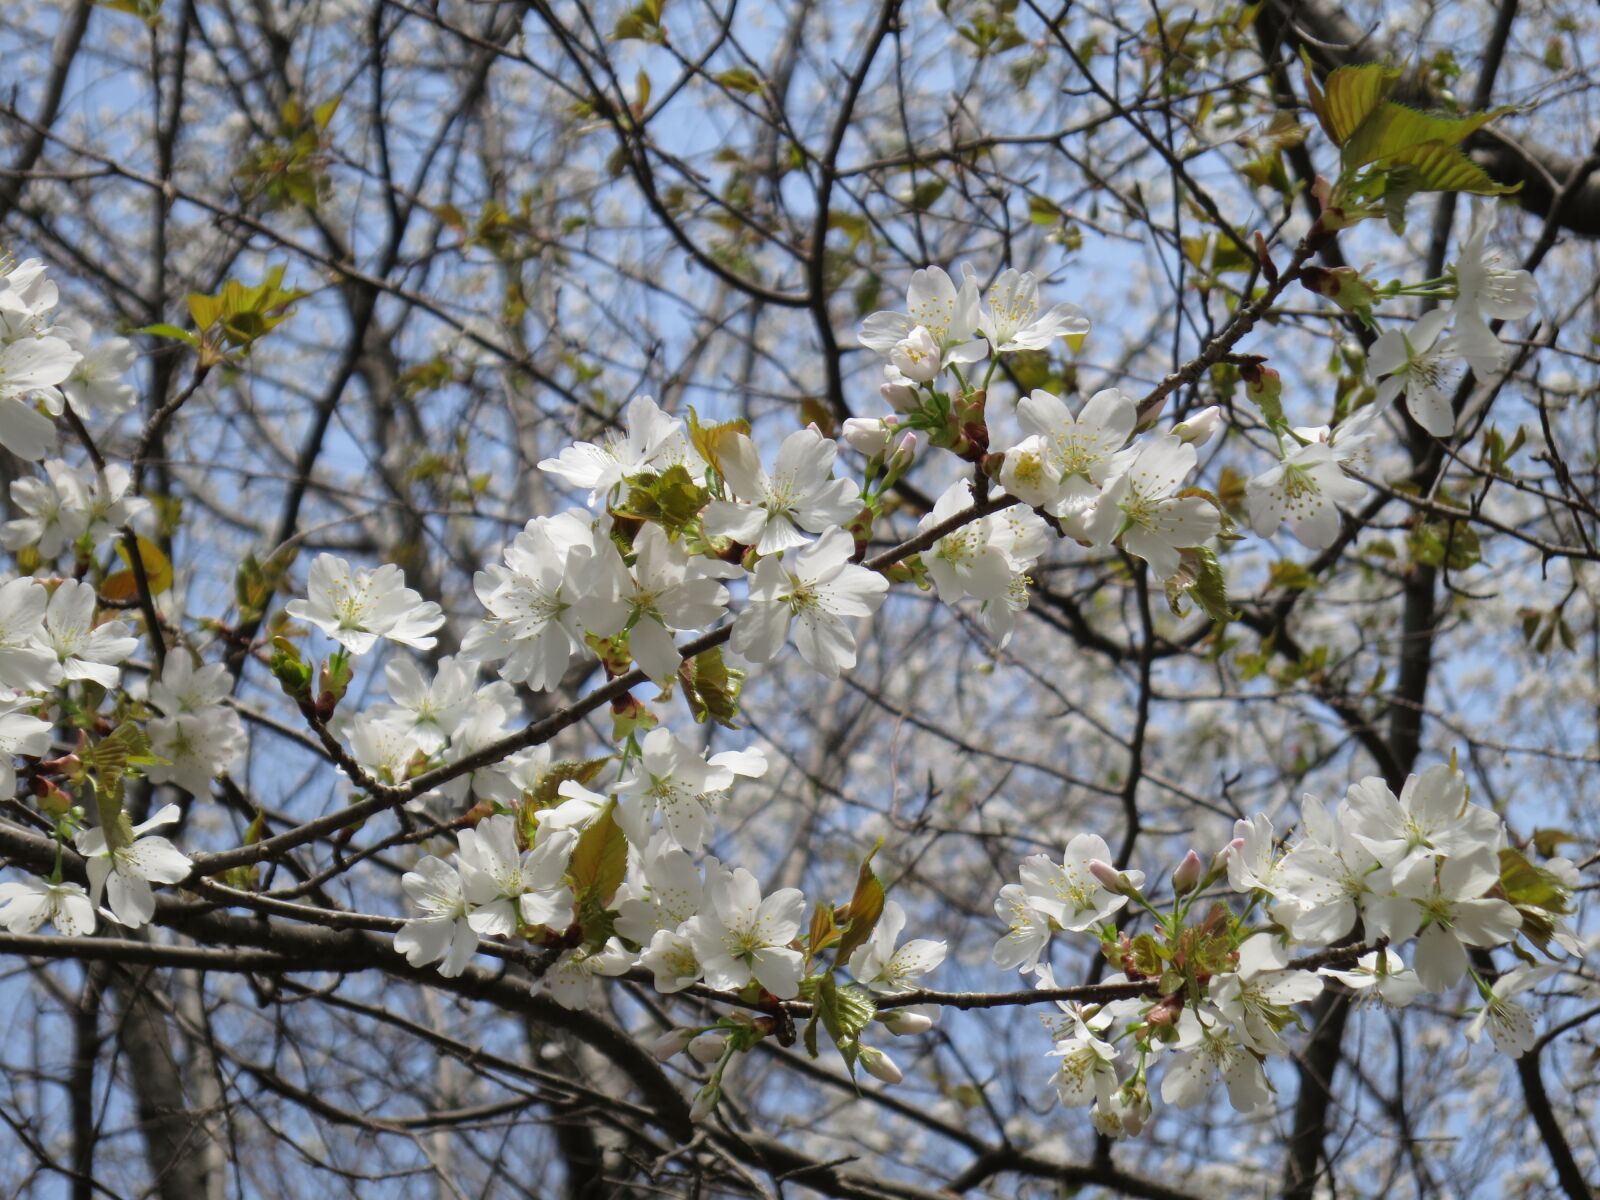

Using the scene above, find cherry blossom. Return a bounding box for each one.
[75,803,193,928]
[286,553,445,654]
[683,866,806,999]
[701,429,860,555]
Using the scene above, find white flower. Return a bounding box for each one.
[1452,205,1536,375]
[464,512,629,690]
[1465,964,1556,1057]
[890,326,943,383]
[0,874,95,936]
[144,655,246,796]
[613,727,765,851]
[1371,310,1458,437]
[841,416,895,457]
[0,577,62,692]
[858,265,987,370]
[1172,405,1223,447]
[59,320,138,417]
[545,938,632,1009]
[1274,795,1378,945]
[39,579,136,688]
[1160,1007,1271,1113]
[346,713,424,786]
[0,334,74,461]
[975,503,1049,647]
[458,816,576,935]
[74,803,192,928]
[614,835,707,942]
[394,855,478,977]
[1084,434,1220,579]
[1365,849,1522,993]
[77,463,149,549]
[702,429,860,556]
[1012,387,1135,519]
[1210,937,1324,1055]
[0,700,52,799]
[1227,813,1289,898]
[639,928,703,992]
[622,523,739,680]
[991,884,1051,974]
[1319,947,1424,1008]
[538,394,696,506]
[1247,440,1367,549]
[684,866,805,999]
[847,900,946,992]
[2,460,89,557]
[730,526,888,677]
[1048,1009,1119,1109]
[1341,765,1503,870]
[286,553,445,654]
[1019,833,1139,933]
[371,656,475,754]
[979,267,1090,352]
[918,479,1013,604]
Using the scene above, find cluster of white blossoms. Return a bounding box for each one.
[0,235,1560,1130]
[992,765,1580,1135]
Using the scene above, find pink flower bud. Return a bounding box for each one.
[652,1028,696,1062]
[1210,837,1245,875]
[1171,849,1203,897]
[1089,859,1125,892]
[859,1045,902,1085]
[885,431,919,474]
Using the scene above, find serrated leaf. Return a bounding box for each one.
[680,645,745,727]
[1304,59,1401,145]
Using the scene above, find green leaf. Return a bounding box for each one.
[714,68,765,95]
[680,645,745,727]
[833,839,887,969]
[1303,59,1401,146]
[568,802,629,909]
[614,464,711,538]
[135,322,199,348]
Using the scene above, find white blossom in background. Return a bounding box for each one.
[458,817,576,935]
[464,511,628,689]
[731,526,888,677]
[614,836,708,943]
[1465,965,1557,1057]
[394,855,479,977]
[613,726,766,850]
[144,654,246,796]
[1451,205,1537,374]
[858,264,987,370]
[1342,765,1502,870]
[286,553,445,654]
[978,267,1090,352]
[77,464,150,550]
[0,699,52,799]
[538,394,698,505]
[2,460,89,557]
[0,874,96,936]
[701,429,860,555]
[1319,948,1424,1008]
[848,900,947,992]
[0,577,63,691]
[545,939,632,1009]
[991,884,1052,974]
[1160,1007,1272,1113]
[1365,849,1521,992]
[684,866,806,999]
[371,656,476,754]
[1370,310,1458,436]
[1246,438,1367,549]
[1084,433,1220,579]
[75,803,193,928]
[58,319,139,417]
[0,333,73,461]
[40,579,137,687]
[621,524,740,679]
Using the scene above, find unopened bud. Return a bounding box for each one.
[688,1032,728,1065]
[1300,265,1378,319]
[1210,837,1245,877]
[880,368,920,413]
[1089,859,1126,892]
[880,1008,935,1036]
[652,1028,696,1062]
[1171,849,1203,897]
[1172,405,1223,447]
[842,416,893,457]
[859,1045,903,1085]
[885,431,919,475]
[689,1084,721,1122]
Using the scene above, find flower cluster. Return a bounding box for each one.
[992,765,1578,1133]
